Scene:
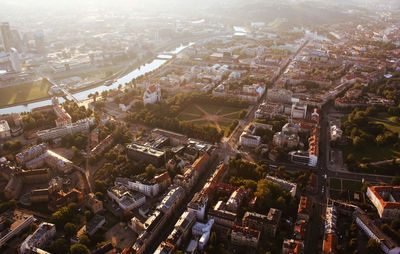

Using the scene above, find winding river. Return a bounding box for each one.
[0,43,193,114]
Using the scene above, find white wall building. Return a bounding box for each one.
[143,84,161,104]
[107,185,146,211]
[128,180,159,197]
[187,192,208,221]
[192,219,214,250]
[20,222,56,254]
[36,118,93,140]
[291,103,307,119]
[240,132,261,147]
[330,125,342,141]
[0,120,11,139]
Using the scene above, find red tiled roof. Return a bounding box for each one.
[232,225,260,239]
[298,196,312,215]
[147,85,157,94]
[323,232,338,254]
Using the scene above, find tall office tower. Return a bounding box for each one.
[1,22,14,52]
[9,48,21,72]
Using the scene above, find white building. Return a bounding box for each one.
[107,185,146,211]
[291,103,307,119]
[243,83,266,97]
[0,48,21,72]
[289,150,318,167]
[143,84,161,104]
[330,125,342,141]
[20,222,56,254]
[36,118,94,140]
[367,186,400,220]
[187,192,208,220]
[239,132,261,147]
[356,213,400,254]
[192,219,214,250]
[128,179,159,197]
[0,120,11,139]
[157,186,185,216]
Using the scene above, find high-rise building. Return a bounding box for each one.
[9,48,21,72]
[1,22,13,51]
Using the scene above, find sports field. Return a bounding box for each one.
[0,79,52,107]
[178,103,245,132]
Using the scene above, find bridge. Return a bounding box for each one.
[46,77,80,104]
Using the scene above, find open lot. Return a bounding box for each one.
[105,223,136,250]
[0,79,52,107]
[178,103,244,132]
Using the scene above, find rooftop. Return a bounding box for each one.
[0,120,10,133]
[368,186,400,209]
[231,225,260,239]
[126,143,165,158]
[85,214,105,233]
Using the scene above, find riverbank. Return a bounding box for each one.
[0,80,52,108]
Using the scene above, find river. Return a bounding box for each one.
[0,43,193,114]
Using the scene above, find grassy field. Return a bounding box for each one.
[178,103,245,132]
[178,113,201,121]
[218,106,244,115]
[371,112,400,135]
[0,79,52,107]
[181,105,203,115]
[199,104,225,115]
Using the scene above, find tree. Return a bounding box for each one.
[70,244,90,254]
[64,223,77,238]
[145,164,156,179]
[51,207,71,228]
[51,238,68,254]
[391,220,400,231]
[68,202,78,214]
[79,234,91,247]
[85,210,93,222]
[94,180,108,193]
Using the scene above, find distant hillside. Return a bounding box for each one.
[203,1,360,27]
